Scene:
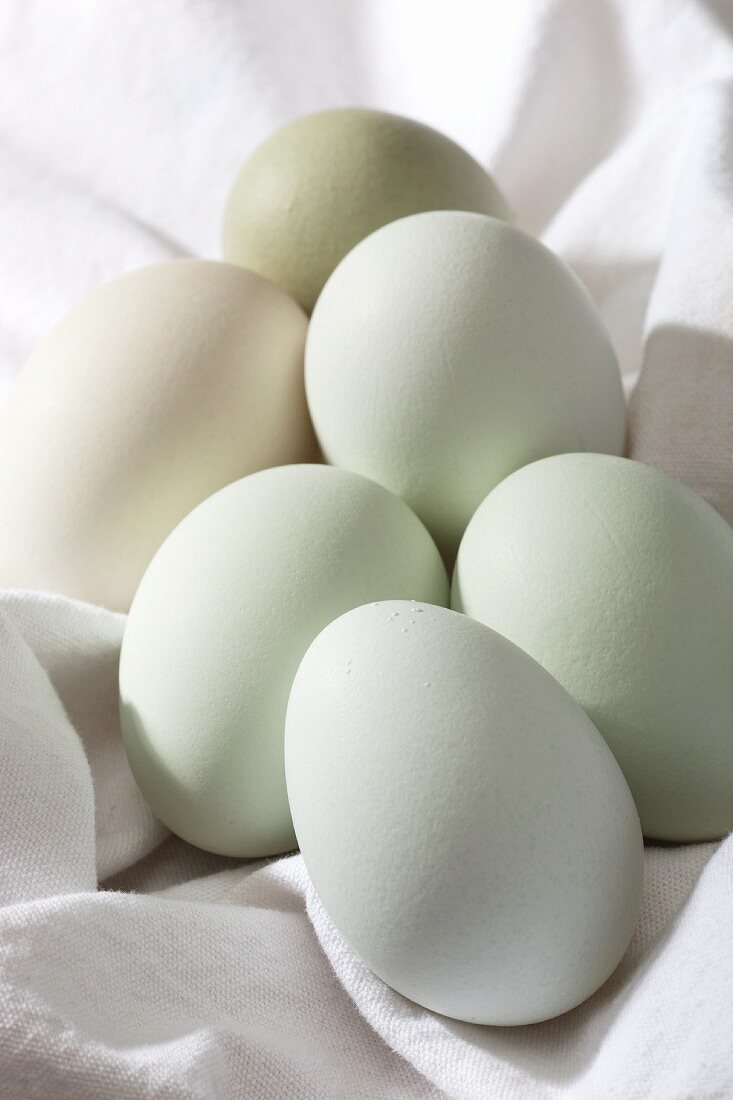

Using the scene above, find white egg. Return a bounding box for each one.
[0,259,316,611]
[119,465,448,857]
[306,211,625,562]
[285,601,643,1025]
[453,453,733,841]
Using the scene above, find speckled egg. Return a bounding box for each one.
[120,464,448,858]
[285,601,643,1025]
[453,453,733,841]
[306,211,625,562]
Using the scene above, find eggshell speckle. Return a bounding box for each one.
[120,465,448,857]
[306,211,625,562]
[222,108,510,313]
[0,259,316,611]
[453,453,733,841]
[285,601,643,1025]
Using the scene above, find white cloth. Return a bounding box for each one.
[0,1,731,1097]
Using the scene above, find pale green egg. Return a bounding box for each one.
[222,108,510,313]
[286,602,643,1025]
[120,464,448,857]
[453,453,733,841]
[306,212,625,563]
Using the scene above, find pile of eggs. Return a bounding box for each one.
[2,109,731,1026]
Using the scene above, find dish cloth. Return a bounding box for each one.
[0,1,731,1096]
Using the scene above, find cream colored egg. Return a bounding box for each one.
[452,453,733,841]
[119,464,448,857]
[306,211,625,562]
[285,601,643,1025]
[0,259,316,611]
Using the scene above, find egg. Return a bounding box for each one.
[452,453,733,841]
[285,601,643,1025]
[306,211,625,562]
[222,108,510,313]
[0,259,317,612]
[119,464,448,857]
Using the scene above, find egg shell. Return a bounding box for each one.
[452,453,733,841]
[0,259,316,611]
[119,464,448,857]
[285,601,643,1026]
[222,108,511,313]
[306,210,625,562]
